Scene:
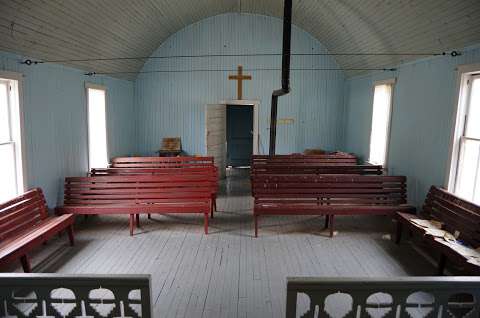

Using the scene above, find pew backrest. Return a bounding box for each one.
[286,276,480,318]
[252,153,358,166]
[423,186,480,248]
[91,166,218,178]
[251,164,383,175]
[63,175,214,206]
[0,188,48,241]
[0,273,152,318]
[111,156,215,168]
[253,175,407,206]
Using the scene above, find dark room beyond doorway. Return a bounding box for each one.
[227,105,253,167]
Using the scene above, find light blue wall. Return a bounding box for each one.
[0,51,136,207]
[135,13,345,155]
[344,46,480,206]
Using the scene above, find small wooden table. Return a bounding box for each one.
[156,150,182,157]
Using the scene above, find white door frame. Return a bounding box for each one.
[219,99,260,155]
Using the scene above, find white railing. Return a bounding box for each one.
[0,274,152,318]
[286,277,480,318]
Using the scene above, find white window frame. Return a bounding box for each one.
[446,63,480,192]
[85,83,109,170]
[368,78,396,168]
[0,71,27,196]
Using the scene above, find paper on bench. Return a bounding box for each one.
[424,228,447,238]
[411,219,443,229]
[434,238,480,258]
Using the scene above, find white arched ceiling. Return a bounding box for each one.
[1,0,479,80]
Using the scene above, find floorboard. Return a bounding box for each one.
[2,168,436,317]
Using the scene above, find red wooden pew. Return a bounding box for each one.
[251,164,383,175]
[107,156,219,213]
[110,156,215,168]
[253,174,414,237]
[0,188,75,272]
[90,166,218,215]
[56,174,214,236]
[252,153,358,166]
[395,186,480,275]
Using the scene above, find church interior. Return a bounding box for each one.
[1,0,480,317]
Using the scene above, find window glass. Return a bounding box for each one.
[87,87,108,169]
[0,82,10,142]
[369,83,393,166]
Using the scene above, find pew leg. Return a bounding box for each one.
[329,215,335,238]
[395,220,403,244]
[204,212,209,235]
[148,214,152,220]
[324,215,330,229]
[129,214,134,236]
[254,214,259,238]
[211,199,215,219]
[136,214,140,227]
[20,255,31,273]
[67,225,75,246]
[437,254,447,276]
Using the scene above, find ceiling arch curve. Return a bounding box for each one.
[1,0,479,79]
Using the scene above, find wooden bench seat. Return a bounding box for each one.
[90,166,219,214]
[56,175,214,236]
[106,156,219,214]
[252,164,383,175]
[252,153,358,166]
[111,156,215,168]
[253,174,414,237]
[0,188,75,272]
[395,186,480,275]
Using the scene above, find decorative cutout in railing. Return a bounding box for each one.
[0,274,151,318]
[286,277,480,318]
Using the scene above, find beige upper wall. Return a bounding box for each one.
[1,0,479,80]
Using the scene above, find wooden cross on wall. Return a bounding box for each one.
[228,65,251,100]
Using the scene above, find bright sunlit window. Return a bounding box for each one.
[451,72,480,203]
[0,74,24,203]
[86,84,108,169]
[368,79,395,166]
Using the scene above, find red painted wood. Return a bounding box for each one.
[253,174,414,237]
[110,156,216,169]
[58,175,214,235]
[395,186,480,274]
[0,188,75,272]
[90,165,219,215]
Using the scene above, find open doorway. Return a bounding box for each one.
[205,100,259,178]
[227,105,253,167]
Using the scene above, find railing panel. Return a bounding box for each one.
[286,277,480,318]
[0,274,151,318]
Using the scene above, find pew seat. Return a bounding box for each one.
[395,186,480,275]
[0,188,75,272]
[253,174,415,237]
[56,175,214,236]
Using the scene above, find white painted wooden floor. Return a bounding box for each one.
[4,169,436,317]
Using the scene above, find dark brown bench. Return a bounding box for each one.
[395,186,480,275]
[0,188,75,272]
[252,153,358,166]
[90,166,219,214]
[56,175,214,236]
[251,164,383,175]
[111,156,216,168]
[253,174,414,237]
